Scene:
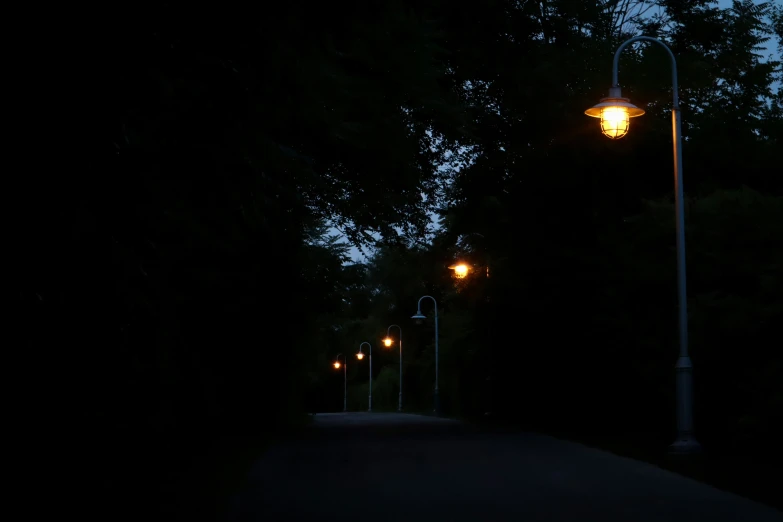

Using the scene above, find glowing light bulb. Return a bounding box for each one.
[600,107,630,139]
[383,338,393,347]
[449,263,470,278]
[585,93,643,139]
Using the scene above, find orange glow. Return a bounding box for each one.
[585,98,644,140]
[333,362,341,369]
[383,338,393,347]
[600,107,630,139]
[356,352,364,360]
[449,263,470,278]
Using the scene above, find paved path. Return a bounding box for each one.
[226,413,783,521]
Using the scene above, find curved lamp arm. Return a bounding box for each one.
[612,36,679,109]
[416,295,438,316]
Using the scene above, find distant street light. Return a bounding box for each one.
[449,261,491,279]
[333,353,347,412]
[585,36,699,455]
[412,296,440,416]
[383,325,403,412]
[452,232,490,279]
[357,342,372,412]
[452,232,492,416]
[448,263,470,279]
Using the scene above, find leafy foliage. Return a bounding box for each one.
[21,0,783,517]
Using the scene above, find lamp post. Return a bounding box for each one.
[412,296,439,416]
[357,342,372,412]
[383,325,403,412]
[333,354,347,412]
[585,36,700,455]
[450,248,493,416]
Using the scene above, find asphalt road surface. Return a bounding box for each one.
[226,412,783,522]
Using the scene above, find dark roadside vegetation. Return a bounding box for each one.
[21,0,782,520]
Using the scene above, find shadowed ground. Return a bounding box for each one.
[226,413,783,522]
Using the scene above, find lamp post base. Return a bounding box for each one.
[668,436,701,455]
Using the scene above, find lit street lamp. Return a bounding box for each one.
[412,296,440,416]
[585,36,699,455]
[449,258,492,416]
[357,342,372,412]
[383,325,403,412]
[448,263,470,279]
[333,353,347,412]
[451,232,490,279]
[449,261,491,279]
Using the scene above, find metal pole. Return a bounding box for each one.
[387,325,403,412]
[485,260,492,417]
[360,342,372,412]
[612,36,699,454]
[434,309,440,417]
[344,360,348,412]
[370,345,372,412]
[399,336,403,412]
[416,296,440,416]
[336,353,347,412]
[670,99,698,454]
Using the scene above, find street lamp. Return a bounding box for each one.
[449,261,491,279]
[453,233,490,278]
[357,342,372,412]
[448,263,470,279]
[452,231,492,415]
[584,95,645,139]
[383,325,403,412]
[333,353,347,412]
[412,295,440,416]
[585,36,699,454]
